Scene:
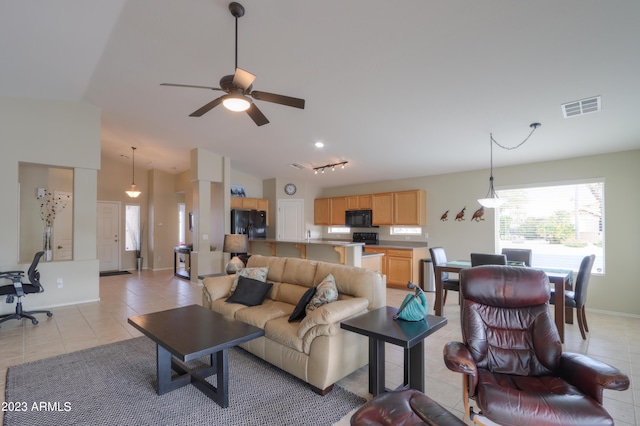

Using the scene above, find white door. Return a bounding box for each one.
[277,199,304,240]
[53,191,73,261]
[97,201,121,271]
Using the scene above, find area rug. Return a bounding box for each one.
[4,337,365,426]
[99,270,132,277]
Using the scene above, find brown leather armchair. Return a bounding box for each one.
[443,265,629,426]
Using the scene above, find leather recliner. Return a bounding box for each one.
[443,265,629,426]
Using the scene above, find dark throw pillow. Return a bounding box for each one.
[225,276,273,307]
[288,286,317,322]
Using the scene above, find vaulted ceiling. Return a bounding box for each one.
[3,1,640,187]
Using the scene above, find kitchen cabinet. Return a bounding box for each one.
[364,246,428,288]
[346,194,372,210]
[394,190,426,225]
[314,197,347,225]
[372,193,394,225]
[314,198,331,225]
[230,197,269,225]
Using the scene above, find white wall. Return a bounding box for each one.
[0,97,101,314]
[321,150,640,317]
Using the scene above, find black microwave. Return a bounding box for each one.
[345,210,377,228]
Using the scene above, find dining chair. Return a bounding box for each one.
[429,247,460,306]
[501,248,533,266]
[549,254,596,340]
[470,253,507,266]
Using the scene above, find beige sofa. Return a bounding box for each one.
[202,254,386,394]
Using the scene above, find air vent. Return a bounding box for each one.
[561,96,601,118]
[289,163,304,170]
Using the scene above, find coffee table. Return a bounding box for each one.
[128,304,264,407]
[341,307,447,396]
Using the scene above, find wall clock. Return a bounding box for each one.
[284,183,297,195]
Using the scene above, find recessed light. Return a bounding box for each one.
[314,142,324,148]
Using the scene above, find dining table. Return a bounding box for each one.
[433,260,573,343]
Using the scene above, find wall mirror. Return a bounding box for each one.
[19,163,74,263]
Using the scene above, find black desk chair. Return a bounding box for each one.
[501,248,533,266]
[470,253,507,266]
[0,251,53,327]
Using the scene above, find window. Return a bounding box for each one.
[390,226,422,235]
[178,203,185,245]
[125,205,141,252]
[496,181,604,273]
[328,226,351,234]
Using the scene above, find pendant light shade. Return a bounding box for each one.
[125,147,141,198]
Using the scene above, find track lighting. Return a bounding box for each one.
[312,161,348,175]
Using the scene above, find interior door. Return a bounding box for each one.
[52,191,73,261]
[277,199,304,241]
[97,201,121,271]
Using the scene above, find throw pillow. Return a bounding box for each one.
[306,273,338,314]
[226,276,273,307]
[230,266,269,293]
[288,286,317,322]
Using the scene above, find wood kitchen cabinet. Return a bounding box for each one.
[230,197,270,225]
[314,198,331,225]
[371,192,394,225]
[364,246,428,288]
[394,190,426,225]
[346,194,372,210]
[314,197,347,225]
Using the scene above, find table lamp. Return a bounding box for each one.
[223,234,248,274]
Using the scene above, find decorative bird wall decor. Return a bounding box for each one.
[455,207,466,221]
[471,206,485,222]
[440,210,449,221]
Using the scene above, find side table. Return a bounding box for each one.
[341,306,447,396]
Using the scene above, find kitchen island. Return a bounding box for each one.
[248,238,369,267]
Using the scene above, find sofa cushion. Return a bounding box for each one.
[306,273,338,314]
[235,300,294,329]
[246,255,287,283]
[231,266,269,293]
[289,286,317,322]
[226,276,273,306]
[264,316,305,353]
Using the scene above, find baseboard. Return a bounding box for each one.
[587,307,640,319]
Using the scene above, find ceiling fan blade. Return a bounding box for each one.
[250,91,305,109]
[233,68,256,91]
[246,103,270,126]
[189,96,225,117]
[161,83,223,91]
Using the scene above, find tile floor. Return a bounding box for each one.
[1,270,637,425]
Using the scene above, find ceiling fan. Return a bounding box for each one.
[161,2,305,126]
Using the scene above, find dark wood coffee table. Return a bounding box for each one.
[341,307,447,396]
[128,304,264,408]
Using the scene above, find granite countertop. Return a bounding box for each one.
[371,241,429,249]
[249,238,364,247]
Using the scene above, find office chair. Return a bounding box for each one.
[443,265,629,425]
[0,251,53,327]
[470,252,507,266]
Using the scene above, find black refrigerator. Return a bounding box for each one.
[231,209,267,239]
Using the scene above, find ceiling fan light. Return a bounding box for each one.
[223,93,251,112]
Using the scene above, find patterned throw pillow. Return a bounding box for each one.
[231,267,269,293]
[306,274,338,314]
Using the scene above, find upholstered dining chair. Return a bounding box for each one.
[0,251,53,327]
[550,254,596,340]
[470,253,507,266]
[429,247,460,306]
[443,265,629,426]
[501,247,533,266]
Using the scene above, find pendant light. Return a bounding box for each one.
[125,146,141,198]
[478,123,541,208]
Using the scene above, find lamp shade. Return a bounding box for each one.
[223,234,248,254]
